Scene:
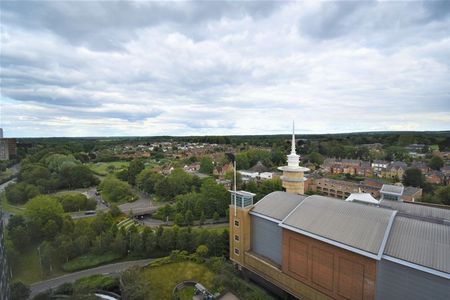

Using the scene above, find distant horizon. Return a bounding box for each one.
[9,129,450,140]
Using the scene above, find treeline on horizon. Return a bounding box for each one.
[16,131,450,152]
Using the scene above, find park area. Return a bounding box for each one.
[85,161,129,176]
[140,261,215,299]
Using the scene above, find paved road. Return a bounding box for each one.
[29,258,153,298]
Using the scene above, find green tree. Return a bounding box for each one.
[128,159,145,185]
[403,168,424,187]
[18,164,51,185]
[184,209,194,226]
[136,168,163,194]
[213,211,220,221]
[5,182,40,204]
[174,213,184,226]
[436,186,450,205]
[307,152,324,166]
[199,156,214,175]
[25,195,64,241]
[59,165,99,189]
[100,176,135,203]
[11,282,30,300]
[43,153,79,173]
[109,204,122,217]
[428,155,444,170]
[199,212,206,225]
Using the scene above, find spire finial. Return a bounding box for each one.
[291,120,296,154]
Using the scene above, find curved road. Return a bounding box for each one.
[29,258,153,298]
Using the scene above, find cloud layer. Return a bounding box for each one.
[1,1,449,137]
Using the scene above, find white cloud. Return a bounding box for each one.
[0,1,449,137]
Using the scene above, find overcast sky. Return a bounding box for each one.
[1,1,449,137]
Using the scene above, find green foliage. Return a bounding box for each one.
[136,168,163,194]
[199,156,214,174]
[25,195,64,241]
[73,275,119,294]
[155,169,199,201]
[100,176,135,203]
[62,252,122,272]
[18,163,51,185]
[128,159,145,185]
[59,165,99,189]
[57,193,96,212]
[109,203,122,217]
[436,186,450,205]
[428,155,444,170]
[402,168,424,187]
[43,153,79,173]
[11,281,30,300]
[196,244,209,257]
[121,267,149,300]
[307,151,324,166]
[5,182,40,205]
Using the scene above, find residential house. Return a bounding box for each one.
[383,161,407,180]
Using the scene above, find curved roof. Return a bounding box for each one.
[384,216,450,274]
[250,191,307,221]
[280,195,396,257]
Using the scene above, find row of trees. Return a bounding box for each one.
[6,194,229,276]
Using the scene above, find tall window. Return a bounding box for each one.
[234,219,239,227]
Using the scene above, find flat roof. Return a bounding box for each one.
[280,195,396,257]
[380,184,404,196]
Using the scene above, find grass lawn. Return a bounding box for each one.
[0,192,25,215]
[63,252,123,272]
[11,247,66,284]
[178,286,196,300]
[86,161,129,176]
[141,261,215,300]
[192,224,228,234]
[0,168,13,182]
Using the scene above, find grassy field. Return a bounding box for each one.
[63,252,123,272]
[86,161,129,176]
[141,261,215,300]
[0,168,13,182]
[192,224,228,234]
[11,247,66,284]
[0,192,25,215]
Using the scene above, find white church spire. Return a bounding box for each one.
[291,120,296,155]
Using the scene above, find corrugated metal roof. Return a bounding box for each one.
[380,200,450,223]
[384,216,450,274]
[281,195,395,255]
[250,191,307,221]
[381,184,404,195]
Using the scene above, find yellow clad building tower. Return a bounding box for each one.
[278,122,309,194]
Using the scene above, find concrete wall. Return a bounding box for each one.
[376,259,450,300]
[251,215,282,266]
